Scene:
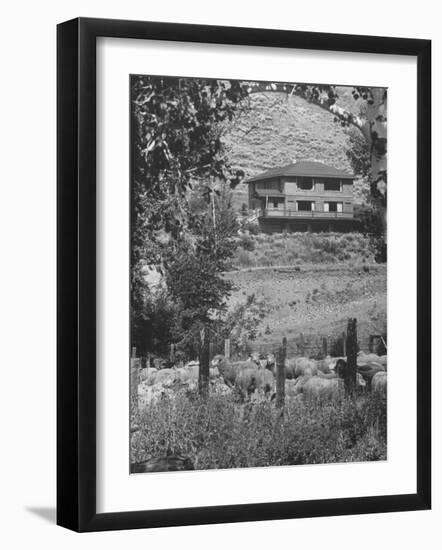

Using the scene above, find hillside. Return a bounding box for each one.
[224,263,386,356]
[221,88,367,210]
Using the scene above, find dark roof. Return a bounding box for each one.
[255,189,284,197]
[246,161,354,183]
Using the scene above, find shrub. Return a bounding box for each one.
[239,233,256,251]
[236,249,253,267]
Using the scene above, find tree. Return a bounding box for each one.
[346,127,371,182]
[163,181,239,357]
[347,128,386,262]
[131,76,249,351]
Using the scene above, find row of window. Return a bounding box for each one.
[296,180,342,192]
[269,200,344,212]
[255,179,344,192]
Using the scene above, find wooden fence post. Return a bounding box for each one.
[224,338,231,361]
[342,331,347,356]
[345,318,357,395]
[322,337,328,358]
[275,337,287,409]
[169,343,175,365]
[299,333,305,356]
[199,327,210,399]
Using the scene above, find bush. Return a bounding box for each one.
[239,233,256,251]
[243,221,260,235]
[131,391,387,469]
[236,249,253,267]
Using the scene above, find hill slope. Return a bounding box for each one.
[221,89,367,210]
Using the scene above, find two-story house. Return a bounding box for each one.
[246,160,355,233]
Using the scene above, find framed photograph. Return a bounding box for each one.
[57,17,431,532]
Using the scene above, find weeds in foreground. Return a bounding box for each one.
[131,391,386,470]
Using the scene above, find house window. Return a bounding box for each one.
[272,200,279,208]
[324,180,342,191]
[256,181,279,190]
[325,201,343,212]
[297,201,315,211]
[297,178,313,190]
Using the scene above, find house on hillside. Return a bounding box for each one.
[246,160,355,233]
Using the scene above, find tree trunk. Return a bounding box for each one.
[345,318,358,396]
[199,327,210,399]
[275,337,287,409]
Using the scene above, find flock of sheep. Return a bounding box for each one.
[136,350,387,407]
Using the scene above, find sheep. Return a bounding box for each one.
[211,355,257,387]
[302,376,344,402]
[372,371,387,395]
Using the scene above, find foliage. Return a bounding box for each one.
[212,293,270,355]
[162,181,239,357]
[238,233,255,251]
[346,127,371,180]
[131,291,175,358]
[131,392,387,469]
[131,76,249,351]
[354,205,387,263]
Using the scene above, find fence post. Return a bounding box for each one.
[345,318,357,395]
[169,343,175,365]
[299,333,305,356]
[276,337,287,409]
[322,337,328,357]
[199,327,210,399]
[342,331,347,356]
[224,338,231,361]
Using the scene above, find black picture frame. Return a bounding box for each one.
[57,17,431,532]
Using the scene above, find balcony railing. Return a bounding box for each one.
[261,208,353,219]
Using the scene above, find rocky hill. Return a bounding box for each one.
[221,87,367,210]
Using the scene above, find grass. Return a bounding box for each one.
[131,390,387,470]
[230,231,374,270]
[223,247,386,355]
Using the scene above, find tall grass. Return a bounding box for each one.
[232,232,374,269]
[131,391,386,470]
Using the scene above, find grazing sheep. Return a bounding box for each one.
[357,352,383,366]
[155,368,176,386]
[285,378,301,399]
[268,356,317,379]
[210,378,232,396]
[302,376,344,402]
[357,363,386,388]
[372,371,387,395]
[317,371,338,380]
[236,366,274,399]
[211,355,257,387]
[139,367,158,385]
[293,357,318,378]
[174,367,194,385]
